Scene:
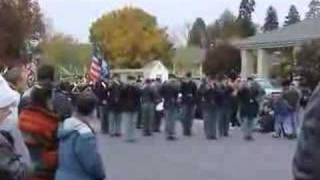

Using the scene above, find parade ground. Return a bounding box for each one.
[98,120,296,180]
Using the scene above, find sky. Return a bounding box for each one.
[38,0,310,43]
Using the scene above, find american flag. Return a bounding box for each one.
[89,55,102,82]
[89,55,109,83]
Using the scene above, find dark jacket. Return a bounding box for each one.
[141,84,157,104]
[181,80,197,105]
[120,84,141,112]
[300,87,312,108]
[282,87,301,111]
[293,84,320,180]
[160,80,180,108]
[107,81,122,111]
[238,84,259,118]
[52,90,73,121]
[92,81,108,105]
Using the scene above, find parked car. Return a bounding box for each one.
[255,78,282,98]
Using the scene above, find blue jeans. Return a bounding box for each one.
[164,106,178,137]
[241,117,255,138]
[100,105,109,134]
[108,110,122,135]
[122,112,138,141]
[141,102,155,134]
[203,106,221,139]
[181,104,195,135]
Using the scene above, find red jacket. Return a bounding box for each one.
[19,106,59,180]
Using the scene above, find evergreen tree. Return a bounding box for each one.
[284,5,301,26]
[238,0,256,20]
[263,6,279,32]
[306,0,320,19]
[188,17,208,48]
[237,0,256,37]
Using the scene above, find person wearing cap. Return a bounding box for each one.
[135,77,144,129]
[160,74,180,140]
[120,76,141,142]
[237,77,261,141]
[140,78,158,136]
[153,77,163,132]
[0,74,31,167]
[107,74,123,137]
[180,72,197,136]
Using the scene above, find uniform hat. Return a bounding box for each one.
[0,75,19,108]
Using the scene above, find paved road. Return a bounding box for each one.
[97,120,296,180]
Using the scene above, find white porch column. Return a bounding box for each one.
[257,49,271,78]
[241,49,255,79]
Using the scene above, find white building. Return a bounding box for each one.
[111,60,169,82]
[237,18,320,79]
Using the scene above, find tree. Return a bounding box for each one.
[237,0,256,37]
[203,43,241,76]
[188,18,208,48]
[284,5,301,26]
[0,0,45,66]
[306,0,320,19]
[172,46,203,75]
[207,10,237,42]
[263,6,279,32]
[238,0,256,20]
[90,7,173,68]
[296,40,320,89]
[207,9,255,42]
[41,33,91,74]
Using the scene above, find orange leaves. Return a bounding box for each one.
[90,7,172,68]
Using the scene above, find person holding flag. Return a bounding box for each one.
[89,45,110,134]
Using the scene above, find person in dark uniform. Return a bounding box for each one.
[136,76,144,129]
[53,81,73,122]
[237,77,261,141]
[221,76,234,137]
[180,72,197,136]
[153,78,163,132]
[120,76,141,142]
[107,74,122,137]
[198,77,216,140]
[141,79,158,136]
[92,80,109,134]
[161,74,180,140]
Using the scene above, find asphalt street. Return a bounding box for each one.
[97,120,296,180]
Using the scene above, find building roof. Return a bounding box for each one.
[142,60,167,71]
[111,69,142,74]
[111,60,167,74]
[237,18,320,49]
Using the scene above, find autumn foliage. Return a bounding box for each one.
[0,0,45,66]
[90,7,173,68]
[203,43,241,76]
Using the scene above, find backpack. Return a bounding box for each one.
[0,131,27,180]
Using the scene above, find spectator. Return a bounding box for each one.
[55,93,106,180]
[293,84,320,180]
[52,81,73,121]
[19,64,56,112]
[0,75,28,180]
[19,84,59,180]
[1,68,31,167]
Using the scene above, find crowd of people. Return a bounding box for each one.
[0,63,314,180]
[0,64,105,180]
